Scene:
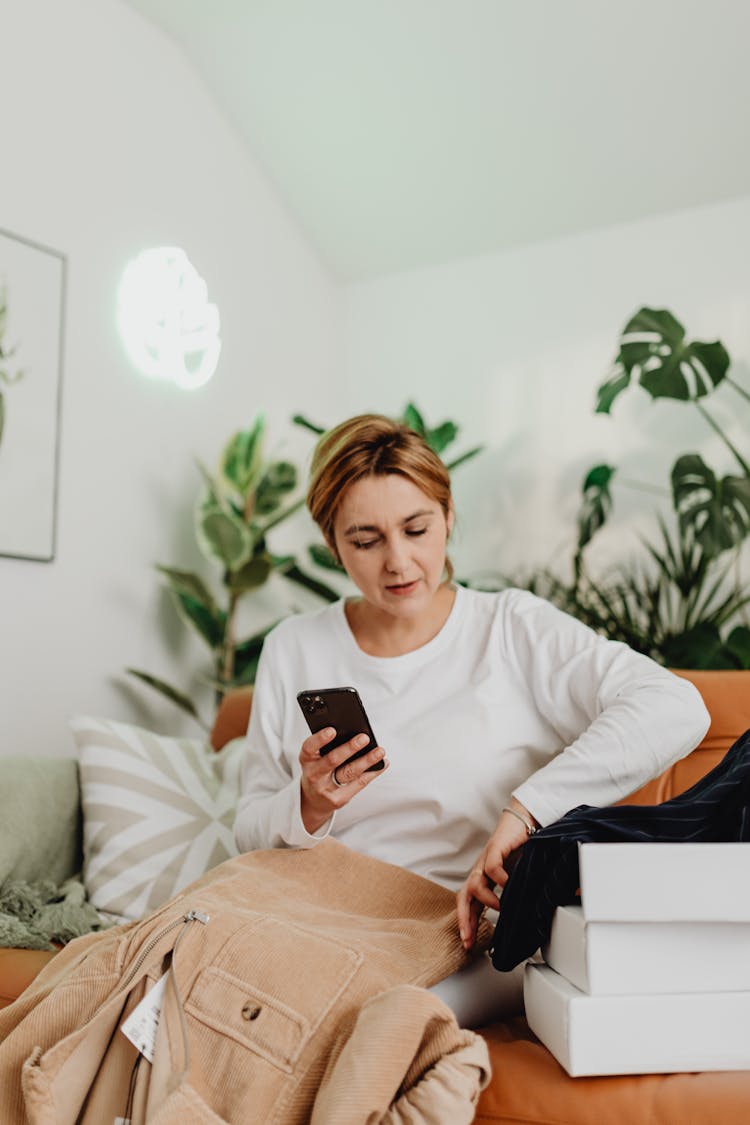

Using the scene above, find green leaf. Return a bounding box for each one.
[426,421,458,454]
[285,563,341,602]
[725,626,750,669]
[292,413,325,435]
[595,363,631,414]
[402,403,426,435]
[269,553,296,571]
[230,637,266,685]
[309,543,345,571]
[125,669,207,727]
[619,307,730,403]
[671,454,750,558]
[195,460,224,510]
[256,495,305,536]
[156,566,216,613]
[173,591,227,648]
[444,445,484,472]
[197,507,254,569]
[254,460,297,515]
[221,417,265,497]
[227,552,273,591]
[577,464,616,551]
[661,623,725,669]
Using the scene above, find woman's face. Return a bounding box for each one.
[332,473,453,619]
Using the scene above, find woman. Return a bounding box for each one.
[233,414,710,1025]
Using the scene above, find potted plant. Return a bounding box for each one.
[543,307,750,669]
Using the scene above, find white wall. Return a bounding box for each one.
[343,197,750,587]
[4,2,749,761]
[0,0,341,755]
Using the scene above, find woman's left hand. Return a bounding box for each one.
[456,801,539,951]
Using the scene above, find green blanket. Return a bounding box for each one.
[0,877,108,951]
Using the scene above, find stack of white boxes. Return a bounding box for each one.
[524,842,750,1076]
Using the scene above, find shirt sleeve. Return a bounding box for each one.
[233,627,335,852]
[504,591,711,826]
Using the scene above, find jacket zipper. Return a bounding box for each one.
[120,909,210,992]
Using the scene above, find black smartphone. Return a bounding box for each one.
[296,686,384,772]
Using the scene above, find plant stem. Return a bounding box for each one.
[726,377,750,406]
[695,403,750,476]
[260,496,305,534]
[218,588,241,704]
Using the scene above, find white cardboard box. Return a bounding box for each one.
[578,842,750,922]
[524,963,750,1076]
[543,904,750,995]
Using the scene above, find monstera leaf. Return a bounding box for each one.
[672,454,750,558]
[596,308,730,414]
[576,464,616,551]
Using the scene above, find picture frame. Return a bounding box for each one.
[0,226,66,562]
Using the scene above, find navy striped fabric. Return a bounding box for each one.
[489,727,750,971]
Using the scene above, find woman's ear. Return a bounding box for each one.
[446,504,455,538]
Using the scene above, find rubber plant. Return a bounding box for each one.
[565,307,750,669]
[128,404,483,728]
[127,414,339,729]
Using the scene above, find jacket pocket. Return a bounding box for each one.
[182,916,363,1123]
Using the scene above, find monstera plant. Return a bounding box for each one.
[564,307,750,669]
[128,404,482,726]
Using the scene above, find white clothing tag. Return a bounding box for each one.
[114,1118,131,1125]
[120,973,168,1063]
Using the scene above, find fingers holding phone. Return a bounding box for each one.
[297,688,389,832]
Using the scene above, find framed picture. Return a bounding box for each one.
[0,227,66,562]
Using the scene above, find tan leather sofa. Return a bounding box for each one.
[2,669,749,1123]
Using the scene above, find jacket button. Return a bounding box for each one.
[241,1003,262,1021]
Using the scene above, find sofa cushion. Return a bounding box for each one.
[474,1017,750,1124]
[0,948,58,1011]
[71,716,245,921]
[0,757,81,885]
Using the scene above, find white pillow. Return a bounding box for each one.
[71,715,245,921]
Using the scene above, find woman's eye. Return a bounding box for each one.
[406,528,427,538]
[354,539,378,550]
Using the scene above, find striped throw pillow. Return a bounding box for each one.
[71,715,245,921]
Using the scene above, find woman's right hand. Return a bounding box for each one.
[299,727,388,834]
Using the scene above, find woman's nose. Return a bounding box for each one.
[384,536,409,573]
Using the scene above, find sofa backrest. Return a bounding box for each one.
[210,671,750,807]
[622,669,750,804]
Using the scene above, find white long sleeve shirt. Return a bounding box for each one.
[233,586,710,892]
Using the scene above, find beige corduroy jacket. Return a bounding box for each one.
[0,840,491,1124]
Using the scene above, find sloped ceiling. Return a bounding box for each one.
[125,0,750,280]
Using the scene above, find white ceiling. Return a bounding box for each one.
[125,0,750,281]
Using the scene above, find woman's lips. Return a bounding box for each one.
[385,580,419,596]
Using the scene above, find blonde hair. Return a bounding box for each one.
[307,414,454,579]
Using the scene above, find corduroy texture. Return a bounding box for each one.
[0,840,491,1124]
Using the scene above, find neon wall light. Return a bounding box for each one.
[117,247,221,390]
